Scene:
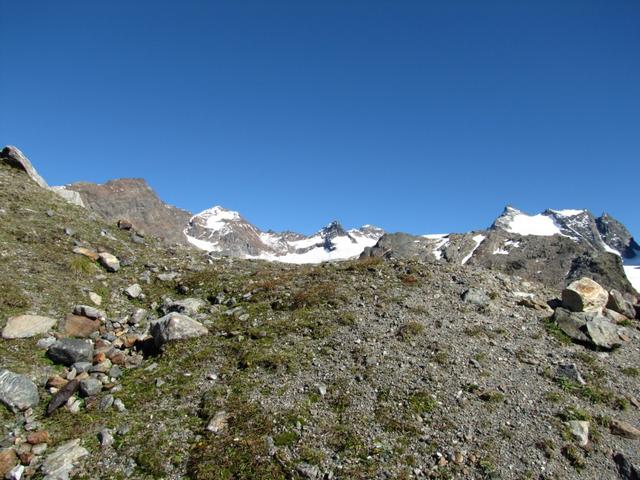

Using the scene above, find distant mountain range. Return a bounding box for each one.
[4,144,638,295]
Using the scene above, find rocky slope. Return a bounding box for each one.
[3,152,640,479]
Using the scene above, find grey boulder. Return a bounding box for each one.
[150,312,208,348]
[47,339,93,366]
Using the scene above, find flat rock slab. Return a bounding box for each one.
[2,315,57,339]
[0,369,39,412]
[61,314,100,338]
[41,439,88,480]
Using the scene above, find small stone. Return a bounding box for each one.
[7,464,25,480]
[36,337,57,349]
[99,395,114,410]
[98,429,114,448]
[0,370,39,412]
[2,315,57,339]
[556,364,586,385]
[566,420,590,447]
[88,292,102,306]
[206,411,229,434]
[461,288,490,307]
[71,362,92,374]
[91,359,112,374]
[124,284,142,299]
[67,398,82,414]
[113,398,126,412]
[46,376,68,389]
[72,305,106,321]
[610,419,640,439]
[31,443,47,455]
[164,298,207,316]
[98,252,120,272]
[27,431,50,445]
[317,384,327,397]
[79,378,102,397]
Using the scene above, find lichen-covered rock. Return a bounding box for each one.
[608,289,636,319]
[562,277,608,312]
[0,369,39,412]
[150,312,208,348]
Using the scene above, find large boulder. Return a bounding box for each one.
[0,146,48,189]
[0,369,39,412]
[150,313,208,348]
[562,277,608,313]
[47,339,93,366]
[2,315,57,339]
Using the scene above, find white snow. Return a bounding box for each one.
[549,209,585,217]
[254,233,379,264]
[624,266,640,292]
[461,234,486,265]
[193,206,241,231]
[422,234,450,260]
[504,212,563,236]
[493,240,520,255]
[184,231,222,252]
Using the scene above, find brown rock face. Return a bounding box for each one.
[64,178,191,244]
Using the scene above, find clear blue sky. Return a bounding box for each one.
[1,1,638,235]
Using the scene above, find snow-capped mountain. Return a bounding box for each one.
[184,205,384,264]
[362,206,639,294]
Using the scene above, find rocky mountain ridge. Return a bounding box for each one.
[3,145,638,295]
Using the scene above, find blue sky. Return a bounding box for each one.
[1,1,638,235]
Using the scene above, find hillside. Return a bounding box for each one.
[1,157,640,480]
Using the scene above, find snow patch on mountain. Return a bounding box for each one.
[494,207,563,236]
[462,234,486,265]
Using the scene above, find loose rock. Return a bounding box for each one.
[47,339,93,366]
[2,315,57,339]
[0,369,39,412]
[40,439,88,480]
[150,312,208,348]
[562,277,608,313]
